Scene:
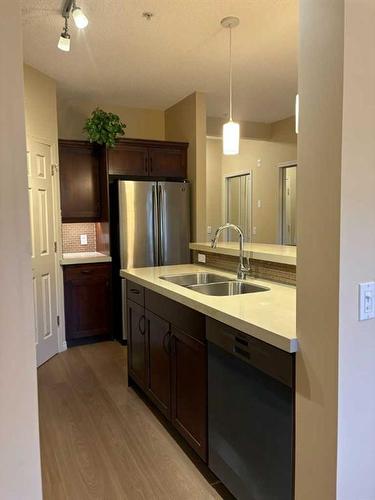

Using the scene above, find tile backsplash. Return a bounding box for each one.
[62,223,97,253]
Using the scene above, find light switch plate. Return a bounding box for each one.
[359,282,375,321]
[198,253,206,264]
[80,234,88,245]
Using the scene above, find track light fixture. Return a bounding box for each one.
[58,0,88,52]
[58,17,71,52]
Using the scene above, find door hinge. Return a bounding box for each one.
[57,315,60,327]
[51,164,58,176]
[54,241,57,253]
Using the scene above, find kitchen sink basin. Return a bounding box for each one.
[187,281,270,296]
[159,272,234,287]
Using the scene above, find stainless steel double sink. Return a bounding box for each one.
[160,272,270,296]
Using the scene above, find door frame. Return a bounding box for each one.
[222,169,253,242]
[276,160,297,245]
[29,135,67,355]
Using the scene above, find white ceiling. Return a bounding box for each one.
[21,0,298,123]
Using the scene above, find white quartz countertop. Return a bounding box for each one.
[190,242,297,266]
[61,252,112,265]
[120,264,297,353]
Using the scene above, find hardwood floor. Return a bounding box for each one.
[38,341,223,500]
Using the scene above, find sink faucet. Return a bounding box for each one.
[211,223,251,280]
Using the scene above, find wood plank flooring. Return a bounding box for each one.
[38,341,223,500]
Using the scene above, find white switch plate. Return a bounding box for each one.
[257,159,262,167]
[198,253,206,264]
[80,234,88,245]
[257,200,262,208]
[253,226,257,235]
[359,282,375,321]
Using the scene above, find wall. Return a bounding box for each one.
[207,116,271,140]
[0,2,42,499]
[58,97,165,141]
[206,116,297,244]
[24,65,59,143]
[165,92,207,241]
[206,139,223,237]
[295,1,344,498]
[336,2,375,498]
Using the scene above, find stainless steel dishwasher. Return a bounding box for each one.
[207,318,295,500]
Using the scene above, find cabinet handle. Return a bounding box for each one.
[144,156,148,173]
[81,269,92,274]
[129,288,140,295]
[150,157,153,173]
[138,315,145,335]
[162,330,171,354]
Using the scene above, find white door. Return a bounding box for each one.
[27,139,59,366]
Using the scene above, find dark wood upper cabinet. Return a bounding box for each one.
[107,139,188,179]
[171,326,207,461]
[148,147,186,178]
[107,143,148,177]
[59,140,108,223]
[146,310,171,418]
[127,299,147,389]
[63,263,112,344]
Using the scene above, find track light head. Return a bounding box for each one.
[72,5,88,29]
[58,17,71,52]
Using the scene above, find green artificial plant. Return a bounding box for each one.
[83,108,126,147]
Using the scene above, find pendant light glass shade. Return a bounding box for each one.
[58,32,71,52]
[223,120,240,155]
[72,7,88,29]
[221,17,240,156]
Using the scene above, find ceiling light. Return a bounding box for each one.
[221,16,240,156]
[72,4,88,29]
[58,17,71,52]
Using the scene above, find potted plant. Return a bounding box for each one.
[83,107,126,147]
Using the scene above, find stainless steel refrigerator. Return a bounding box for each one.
[118,180,190,268]
[119,180,190,340]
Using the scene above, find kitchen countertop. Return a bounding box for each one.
[61,252,112,265]
[189,242,297,266]
[120,264,297,353]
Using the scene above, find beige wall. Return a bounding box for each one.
[296,1,344,499]
[207,116,272,140]
[165,92,207,241]
[0,3,42,499]
[206,117,297,243]
[206,139,223,236]
[336,2,375,498]
[58,98,165,141]
[24,65,58,143]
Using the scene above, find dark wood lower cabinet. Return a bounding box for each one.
[171,327,207,460]
[126,281,207,462]
[127,299,147,388]
[64,263,111,345]
[146,310,171,418]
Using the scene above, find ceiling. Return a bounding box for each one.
[21,0,298,123]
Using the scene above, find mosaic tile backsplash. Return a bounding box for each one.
[62,223,97,253]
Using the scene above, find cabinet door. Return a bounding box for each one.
[127,299,147,388]
[171,327,207,460]
[108,144,148,176]
[64,264,111,341]
[59,141,102,222]
[148,147,186,179]
[146,310,171,417]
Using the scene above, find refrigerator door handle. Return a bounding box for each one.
[152,185,159,265]
[158,185,164,266]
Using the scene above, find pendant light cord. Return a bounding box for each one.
[229,25,233,121]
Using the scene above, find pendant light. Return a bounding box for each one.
[58,17,71,52]
[221,16,240,155]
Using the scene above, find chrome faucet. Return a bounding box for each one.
[211,223,251,280]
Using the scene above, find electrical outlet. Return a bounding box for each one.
[80,234,88,245]
[257,200,262,208]
[253,226,257,235]
[198,253,206,264]
[207,225,212,235]
[257,159,262,167]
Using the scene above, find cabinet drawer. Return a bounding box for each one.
[63,263,111,281]
[127,280,145,306]
[145,289,205,342]
[108,145,148,176]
